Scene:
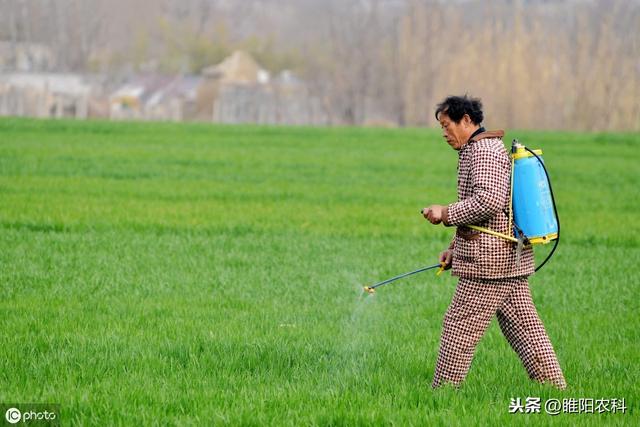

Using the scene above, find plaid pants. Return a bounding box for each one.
[432,277,566,389]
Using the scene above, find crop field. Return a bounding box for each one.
[0,119,638,425]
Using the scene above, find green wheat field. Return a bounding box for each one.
[0,119,638,426]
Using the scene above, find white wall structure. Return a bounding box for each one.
[0,73,92,119]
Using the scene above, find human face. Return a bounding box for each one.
[438,113,477,150]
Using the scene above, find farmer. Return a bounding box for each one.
[422,95,567,389]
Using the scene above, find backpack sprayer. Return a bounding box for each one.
[362,139,559,294]
[467,139,560,270]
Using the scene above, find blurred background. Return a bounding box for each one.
[0,0,638,131]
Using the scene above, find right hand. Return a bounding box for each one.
[439,249,453,270]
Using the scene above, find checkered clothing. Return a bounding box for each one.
[432,277,567,389]
[442,130,535,279]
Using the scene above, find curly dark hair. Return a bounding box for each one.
[434,95,484,125]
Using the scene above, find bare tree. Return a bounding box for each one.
[0,0,638,130]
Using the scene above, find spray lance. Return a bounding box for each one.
[362,261,447,294]
[362,139,560,295]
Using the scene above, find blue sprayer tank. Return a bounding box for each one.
[511,142,558,244]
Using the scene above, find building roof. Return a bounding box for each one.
[202,50,269,84]
[110,75,203,107]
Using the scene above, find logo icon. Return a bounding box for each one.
[5,407,21,424]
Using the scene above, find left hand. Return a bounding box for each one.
[422,205,445,225]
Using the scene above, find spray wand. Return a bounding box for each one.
[363,261,447,294]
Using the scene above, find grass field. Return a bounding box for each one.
[0,118,638,426]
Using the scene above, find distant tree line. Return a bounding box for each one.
[0,0,638,131]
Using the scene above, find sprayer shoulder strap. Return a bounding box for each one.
[463,144,518,244]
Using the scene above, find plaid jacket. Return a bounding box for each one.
[442,130,535,279]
